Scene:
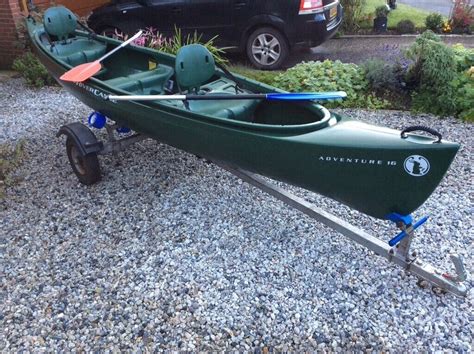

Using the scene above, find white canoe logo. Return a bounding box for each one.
[404,155,430,176]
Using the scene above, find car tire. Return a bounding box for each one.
[246,27,289,70]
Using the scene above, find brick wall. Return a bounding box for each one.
[0,0,110,69]
[0,0,23,69]
[34,0,110,16]
[56,0,110,16]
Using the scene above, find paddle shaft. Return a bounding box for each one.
[60,31,143,82]
[108,92,347,102]
[110,94,270,101]
[98,30,143,63]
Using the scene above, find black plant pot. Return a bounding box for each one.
[374,17,388,32]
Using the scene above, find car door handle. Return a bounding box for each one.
[171,7,182,13]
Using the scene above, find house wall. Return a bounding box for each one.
[0,0,110,69]
[0,0,23,69]
[36,0,110,16]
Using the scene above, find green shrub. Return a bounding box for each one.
[340,0,366,32]
[425,13,444,33]
[396,19,416,34]
[362,59,400,91]
[0,140,26,200]
[405,31,458,115]
[12,52,55,88]
[116,26,228,64]
[162,27,228,64]
[452,69,474,122]
[272,60,387,109]
[403,32,474,119]
[418,29,443,42]
[452,43,474,71]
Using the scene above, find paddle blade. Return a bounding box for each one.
[60,60,102,82]
[267,91,347,101]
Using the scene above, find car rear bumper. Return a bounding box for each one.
[291,3,343,48]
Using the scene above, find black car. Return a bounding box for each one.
[88,0,343,69]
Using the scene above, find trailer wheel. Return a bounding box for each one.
[66,136,101,185]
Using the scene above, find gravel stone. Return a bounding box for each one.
[0,78,473,351]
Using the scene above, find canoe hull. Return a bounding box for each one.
[27,19,459,220]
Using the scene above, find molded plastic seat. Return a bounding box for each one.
[104,66,174,94]
[174,44,258,121]
[43,6,106,66]
[49,39,106,66]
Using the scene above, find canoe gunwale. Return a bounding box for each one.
[29,21,336,135]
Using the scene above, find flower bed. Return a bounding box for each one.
[232,32,474,122]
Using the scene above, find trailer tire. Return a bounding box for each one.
[66,136,101,185]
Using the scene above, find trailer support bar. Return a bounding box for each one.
[220,165,468,297]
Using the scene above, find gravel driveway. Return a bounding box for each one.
[1,79,473,351]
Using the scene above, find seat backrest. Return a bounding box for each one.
[44,6,77,41]
[175,44,215,91]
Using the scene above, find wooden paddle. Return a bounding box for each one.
[107,92,348,102]
[60,31,143,83]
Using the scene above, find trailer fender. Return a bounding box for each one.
[56,122,103,156]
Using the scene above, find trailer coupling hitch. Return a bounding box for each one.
[443,254,468,283]
[385,212,468,294]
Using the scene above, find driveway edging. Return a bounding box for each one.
[338,34,474,39]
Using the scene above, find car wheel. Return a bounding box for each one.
[246,27,289,70]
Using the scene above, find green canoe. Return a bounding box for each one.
[26,7,459,220]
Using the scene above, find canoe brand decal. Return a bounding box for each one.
[404,155,430,177]
[318,156,398,166]
[75,82,108,100]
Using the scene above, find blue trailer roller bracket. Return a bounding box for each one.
[388,215,429,247]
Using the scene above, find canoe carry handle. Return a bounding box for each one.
[401,125,442,143]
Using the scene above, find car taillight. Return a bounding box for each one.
[299,0,324,14]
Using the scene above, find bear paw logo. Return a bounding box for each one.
[404,155,430,177]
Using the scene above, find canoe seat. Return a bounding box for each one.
[104,66,174,94]
[174,44,258,121]
[43,6,106,66]
[47,38,106,66]
[163,78,257,121]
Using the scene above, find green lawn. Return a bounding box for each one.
[228,65,281,85]
[359,0,444,29]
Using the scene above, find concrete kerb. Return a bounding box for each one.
[339,34,474,39]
